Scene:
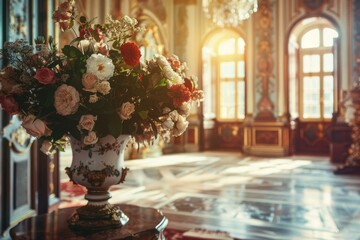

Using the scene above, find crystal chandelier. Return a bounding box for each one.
[202,0,258,27]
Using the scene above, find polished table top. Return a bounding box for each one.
[10,204,168,240]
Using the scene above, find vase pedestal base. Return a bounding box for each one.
[68,204,129,231]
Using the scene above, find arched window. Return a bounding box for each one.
[202,31,246,122]
[289,18,338,120]
[217,37,246,120]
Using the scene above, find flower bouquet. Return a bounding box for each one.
[0,0,203,230]
[0,0,203,154]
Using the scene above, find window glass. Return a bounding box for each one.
[238,38,245,54]
[301,29,320,48]
[323,76,334,118]
[323,53,334,72]
[303,55,320,73]
[323,28,338,47]
[237,81,245,118]
[237,61,245,78]
[220,62,236,78]
[219,38,235,55]
[220,81,235,119]
[303,77,320,118]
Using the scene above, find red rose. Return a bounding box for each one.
[0,95,18,115]
[168,84,192,107]
[34,68,56,85]
[184,77,193,92]
[120,42,141,67]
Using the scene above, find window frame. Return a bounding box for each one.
[215,36,246,121]
[298,23,337,121]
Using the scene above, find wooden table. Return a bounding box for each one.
[10,204,168,240]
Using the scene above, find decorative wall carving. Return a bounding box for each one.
[9,0,29,41]
[174,5,189,59]
[255,0,276,121]
[255,130,279,145]
[137,0,167,22]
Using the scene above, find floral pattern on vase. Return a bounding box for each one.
[65,134,131,230]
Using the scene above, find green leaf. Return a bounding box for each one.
[69,36,85,46]
[138,111,148,120]
[62,45,83,58]
[80,16,87,23]
[107,115,123,137]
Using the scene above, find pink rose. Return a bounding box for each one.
[59,1,73,12]
[0,95,18,115]
[40,140,54,155]
[117,102,135,120]
[82,73,97,90]
[78,115,97,131]
[54,84,80,116]
[22,114,52,137]
[83,131,98,145]
[34,68,56,85]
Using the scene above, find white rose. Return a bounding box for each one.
[86,53,114,81]
[179,102,192,117]
[96,81,111,95]
[40,140,54,155]
[78,115,97,131]
[156,55,170,68]
[173,115,189,137]
[169,110,179,122]
[161,118,174,130]
[22,114,52,137]
[77,40,91,53]
[83,131,98,145]
[54,84,80,116]
[163,66,183,86]
[117,102,135,120]
[162,107,171,114]
[89,94,99,103]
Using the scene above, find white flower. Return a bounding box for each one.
[78,115,97,131]
[86,53,114,81]
[40,140,54,155]
[89,94,99,103]
[117,102,135,120]
[179,102,192,117]
[169,110,179,122]
[156,55,169,68]
[83,131,98,145]
[161,118,174,130]
[173,115,189,137]
[54,84,80,116]
[162,107,171,114]
[96,81,111,95]
[163,66,183,86]
[77,39,91,54]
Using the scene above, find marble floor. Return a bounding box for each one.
[59,151,360,240]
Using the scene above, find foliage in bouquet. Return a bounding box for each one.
[0,0,203,154]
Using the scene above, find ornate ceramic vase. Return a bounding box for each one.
[65,134,131,231]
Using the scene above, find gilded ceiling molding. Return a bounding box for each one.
[255,0,276,121]
[174,0,196,5]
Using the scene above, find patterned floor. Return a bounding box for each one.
[60,151,360,240]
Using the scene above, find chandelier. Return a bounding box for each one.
[202,0,258,27]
